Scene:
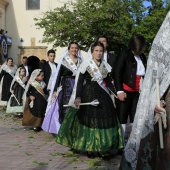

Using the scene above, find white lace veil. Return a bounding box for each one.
[125,11,170,169]
[10,67,27,92]
[22,69,43,110]
[46,46,83,111]
[68,44,111,106]
[0,60,17,76]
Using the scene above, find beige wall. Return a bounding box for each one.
[5,0,86,65]
[0,0,8,30]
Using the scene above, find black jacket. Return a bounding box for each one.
[114,50,147,92]
[39,61,57,93]
[107,51,117,79]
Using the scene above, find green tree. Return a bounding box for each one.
[133,1,170,52]
[35,0,142,53]
[35,0,170,54]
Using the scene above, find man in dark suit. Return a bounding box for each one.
[40,49,57,95]
[96,35,117,78]
[96,35,117,98]
[18,56,32,80]
[114,34,147,146]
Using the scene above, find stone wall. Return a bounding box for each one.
[18,46,47,64]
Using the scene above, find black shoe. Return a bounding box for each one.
[33,127,42,132]
[97,152,112,160]
[70,148,80,154]
[15,113,23,118]
[87,152,95,159]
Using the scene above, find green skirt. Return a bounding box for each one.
[56,107,123,152]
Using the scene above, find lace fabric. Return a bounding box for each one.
[10,67,27,92]
[22,69,46,111]
[46,49,83,112]
[125,11,170,169]
[68,58,112,107]
[0,61,17,77]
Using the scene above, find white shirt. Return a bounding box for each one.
[134,55,145,76]
[47,61,57,90]
[49,61,57,75]
[103,51,107,62]
[24,65,29,77]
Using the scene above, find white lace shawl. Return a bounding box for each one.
[0,61,17,77]
[46,49,83,111]
[10,67,27,93]
[124,11,170,169]
[22,69,46,110]
[68,58,112,106]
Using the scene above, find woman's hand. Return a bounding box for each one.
[117,92,127,101]
[30,95,35,101]
[53,92,57,99]
[155,102,163,114]
[74,98,81,107]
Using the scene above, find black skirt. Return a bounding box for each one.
[77,81,117,129]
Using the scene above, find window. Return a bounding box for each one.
[26,0,40,10]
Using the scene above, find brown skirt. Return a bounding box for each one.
[22,98,44,127]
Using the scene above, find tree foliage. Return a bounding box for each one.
[34,0,170,54]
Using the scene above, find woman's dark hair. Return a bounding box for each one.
[68,42,79,50]
[37,70,44,77]
[91,42,104,53]
[128,34,146,54]
[19,67,26,76]
[96,35,109,44]
[7,58,13,62]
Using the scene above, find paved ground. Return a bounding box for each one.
[0,107,121,170]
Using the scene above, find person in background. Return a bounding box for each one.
[114,34,147,143]
[22,69,47,132]
[39,49,57,95]
[0,58,17,106]
[42,42,83,134]
[6,67,27,117]
[18,56,32,80]
[39,59,46,68]
[96,35,117,78]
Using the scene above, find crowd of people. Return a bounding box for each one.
[0,11,170,169]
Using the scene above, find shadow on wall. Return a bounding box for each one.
[28,56,40,72]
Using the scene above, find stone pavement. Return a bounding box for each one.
[0,107,121,170]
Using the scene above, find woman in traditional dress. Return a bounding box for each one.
[56,42,123,158]
[22,69,47,132]
[0,58,17,106]
[42,42,83,134]
[120,11,170,170]
[6,67,27,116]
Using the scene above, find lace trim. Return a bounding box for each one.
[125,11,170,169]
[62,56,82,75]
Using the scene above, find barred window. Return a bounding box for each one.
[26,0,40,10]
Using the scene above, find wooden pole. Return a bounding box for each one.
[155,62,164,148]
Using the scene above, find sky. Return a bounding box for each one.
[143,1,152,7]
